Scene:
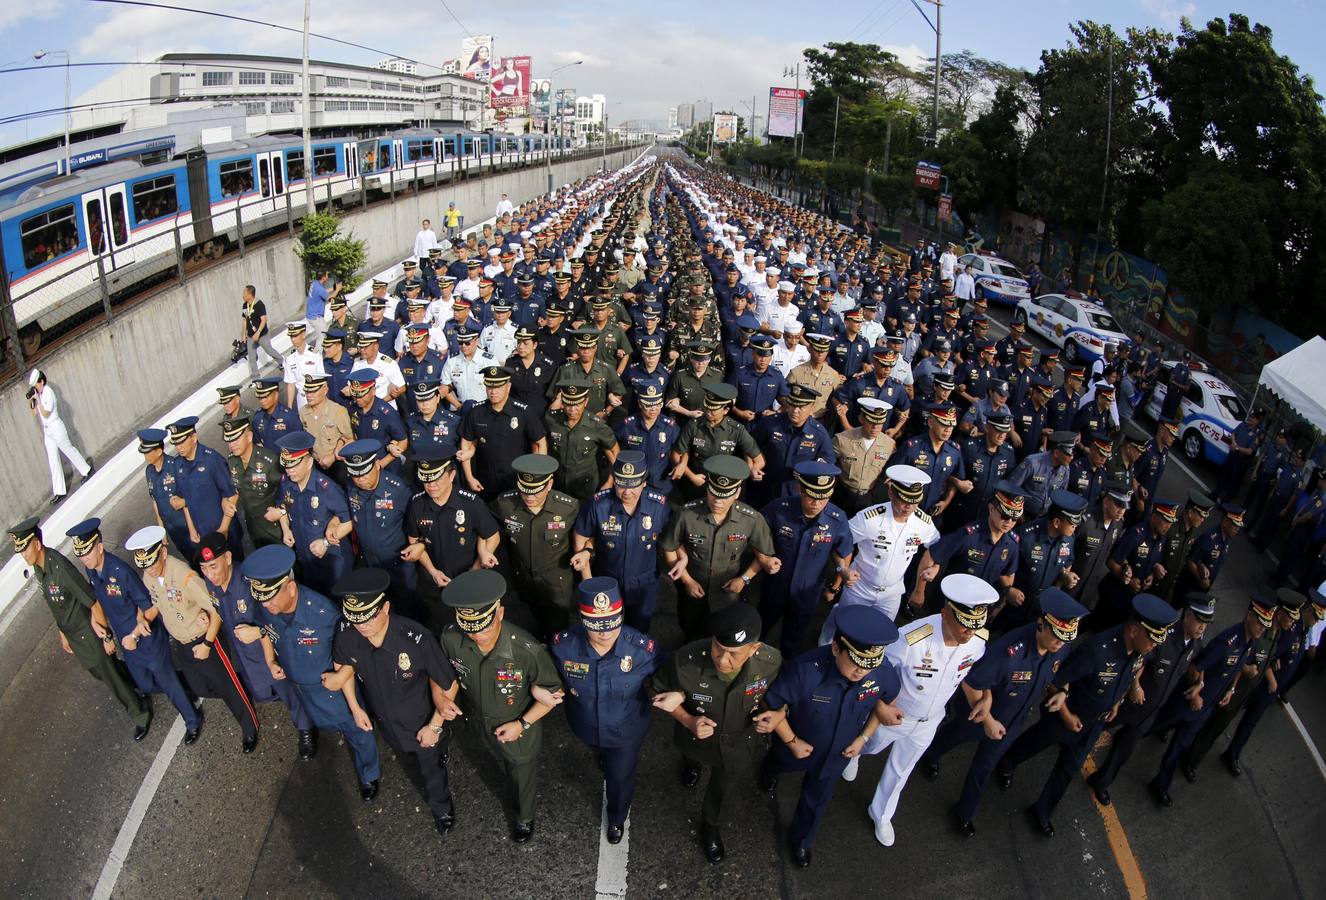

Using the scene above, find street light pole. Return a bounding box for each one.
[545,60,582,193]
[34,50,70,175]
[300,0,315,216]
[911,0,943,145]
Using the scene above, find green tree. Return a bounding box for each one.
[295,212,367,289]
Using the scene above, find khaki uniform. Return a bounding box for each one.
[492,490,580,635]
[661,500,776,640]
[650,639,783,826]
[832,428,895,510]
[441,623,562,821]
[227,445,284,547]
[301,400,354,462]
[787,362,846,419]
[544,411,617,499]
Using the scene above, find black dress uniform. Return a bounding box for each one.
[332,570,458,831]
[505,342,559,417]
[650,604,783,859]
[439,571,562,840]
[459,394,546,501]
[997,593,1177,834]
[550,578,663,840]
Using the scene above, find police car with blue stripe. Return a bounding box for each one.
[958,252,1030,306]
[1015,292,1130,363]
[1141,360,1247,465]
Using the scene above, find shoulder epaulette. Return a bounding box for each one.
[914,509,933,526]
[510,399,530,410]
[863,505,886,520]
[973,628,990,642]
[907,623,934,645]
[456,488,480,501]
[644,489,667,504]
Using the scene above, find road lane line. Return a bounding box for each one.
[1081,756,1148,900]
[594,786,630,900]
[91,717,185,900]
[1280,702,1326,783]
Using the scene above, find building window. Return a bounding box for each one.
[239,71,266,85]
[218,158,254,197]
[369,102,385,111]
[131,175,178,223]
[202,71,233,87]
[325,76,348,88]
[271,71,295,85]
[324,100,349,111]
[270,100,295,114]
[20,203,78,269]
[349,100,368,111]
[243,102,266,115]
[370,81,390,92]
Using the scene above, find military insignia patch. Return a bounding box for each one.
[399,652,411,671]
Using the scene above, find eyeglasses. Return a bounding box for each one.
[993,507,1020,522]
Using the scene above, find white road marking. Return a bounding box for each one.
[1281,702,1326,783]
[91,717,186,900]
[594,786,630,900]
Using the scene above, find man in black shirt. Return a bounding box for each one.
[330,569,462,835]
[241,284,283,379]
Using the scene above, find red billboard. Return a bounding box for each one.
[490,56,532,109]
[915,161,942,190]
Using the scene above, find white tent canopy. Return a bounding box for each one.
[1257,335,1326,432]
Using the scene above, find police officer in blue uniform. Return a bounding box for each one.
[348,369,409,478]
[613,384,680,495]
[167,415,243,560]
[921,589,1088,835]
[1009,430,1076,520]
[834,347,911,434]
[1005,491,1086,631]
[321,329,355,409]
[909,482,1025,615]
[1171,502,1243,599]
[138,427,192,557]
[729,335,785,426]
[996,593,1178,836]
[1093,498,1179,631]
[405,381,461,466]
[237,544,382,798]
[195,531,315,757]
[1134,418,1178,510]
[398,324,446,418]
[252,376,302,450]
[950,411,1017,525]
[759,462,854,657]
[1144,595,1270,806]
[571,451,671,632]
[622,334,671,401]
[759,606,901,866]
[340,438,417,605]
[549,577,663,844]
[892,402,964,516]
[67,518,197,741]
[1068,432,1111,507]
[751,384,836,504]
[273,432,354,595]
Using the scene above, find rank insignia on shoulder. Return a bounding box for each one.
[914,509,932,525]
[907,623,934,645]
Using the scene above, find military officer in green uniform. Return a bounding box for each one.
[665,341,722,418]
[1153,489,1214,603]
[671,382,765,503]
[222,415,284,548]
[545,380,619,499]
[9,517,150,735]
[492,454,580,637]
[661,455,779,642]
[438,570,562,843]
[650,602,783,863]
[548,329,627,419]
[587,295,633,373]
[669,297,725,378]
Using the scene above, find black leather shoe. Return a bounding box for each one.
[1027,806,1054,838]
[133,712,152,742]
[954,808,975,837]
[922,761,940,781]
[682,763,701,788]
[1087,776,1112,806]
[1181,762,1198,784]
[996,767,1013,790]
[701,825,725,864]
[360,779,379,802]
[183,710,204,745]
[606,824,624,845]
[513,820,534,843]
[242,732,259,754]
[1221,751,1242,777]
[792,846,812,867]
[298,729,317,760]
[1147,781,1173,808]
[434,814,454,836]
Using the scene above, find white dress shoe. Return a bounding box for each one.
[873,816,895,847]
[841,756,860,782]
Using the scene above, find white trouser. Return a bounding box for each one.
[819,580,905,644]
[43,423,89,497]
[862,714,940,826]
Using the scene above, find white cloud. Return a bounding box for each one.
[1139,0,1198,28]
[0,0,65,34]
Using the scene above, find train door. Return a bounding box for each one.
[344,142,360,180]
[392,139,404,170]
[81,183,135,271]
[256,150,286,215]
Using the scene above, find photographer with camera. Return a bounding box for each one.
[241,285,283,379]
[27,369,94,506]
[305,271,342,354]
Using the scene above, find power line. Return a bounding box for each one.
[87,0,443,71]
[438,0,474,39]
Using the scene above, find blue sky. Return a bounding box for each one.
[0,1,1322,149]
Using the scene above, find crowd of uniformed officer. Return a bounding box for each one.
[12,152,1326,872]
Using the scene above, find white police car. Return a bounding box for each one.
[1141,361,1246,464]
[958,253,1029,306]
[1015,293,1131,363]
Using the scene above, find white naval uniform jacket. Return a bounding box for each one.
[885,614,986,723]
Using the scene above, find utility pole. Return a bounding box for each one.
[301,0,315,216]
[831,93,840,160]
[33,50,71,176]
[783,64,803,156]
[546,61,582,192]
[1096,38,1114,238]
[912,0,942,145]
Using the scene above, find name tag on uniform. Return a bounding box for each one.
[1010,670,1033,683]
[563,660,589,678]
[296,637,319,646]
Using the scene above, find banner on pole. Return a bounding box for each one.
[768,87,805,138]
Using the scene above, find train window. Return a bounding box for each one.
[313,147,338,175]
[131,175,178,223]
[219,158,254,197]
[109,193,128,245]
[272,158,284,193]
[286,150,305,181]
[407,141,434,161]
[86,199,105,254]
[379,144,393,167]
[20,203,79,268]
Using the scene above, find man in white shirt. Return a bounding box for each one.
[955,264,976,302]
[494,192,515,218]
[412,218,438,262]
[771,322,810,378]
[819,466,938,638]
[441,330,495,410]
[28,369,93,503]
[751,266,780,320]
[849,574,998,849]
[282,321,326,410]
[483,247,504,279]
[762,281,802,339]
[939,244,958,283]
[457,259,483,300]
[479,301,518,364]
[356,332,407,409]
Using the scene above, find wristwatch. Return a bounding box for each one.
[429,723,444,734]
[740,573,752,585]
[518,716,531,731]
